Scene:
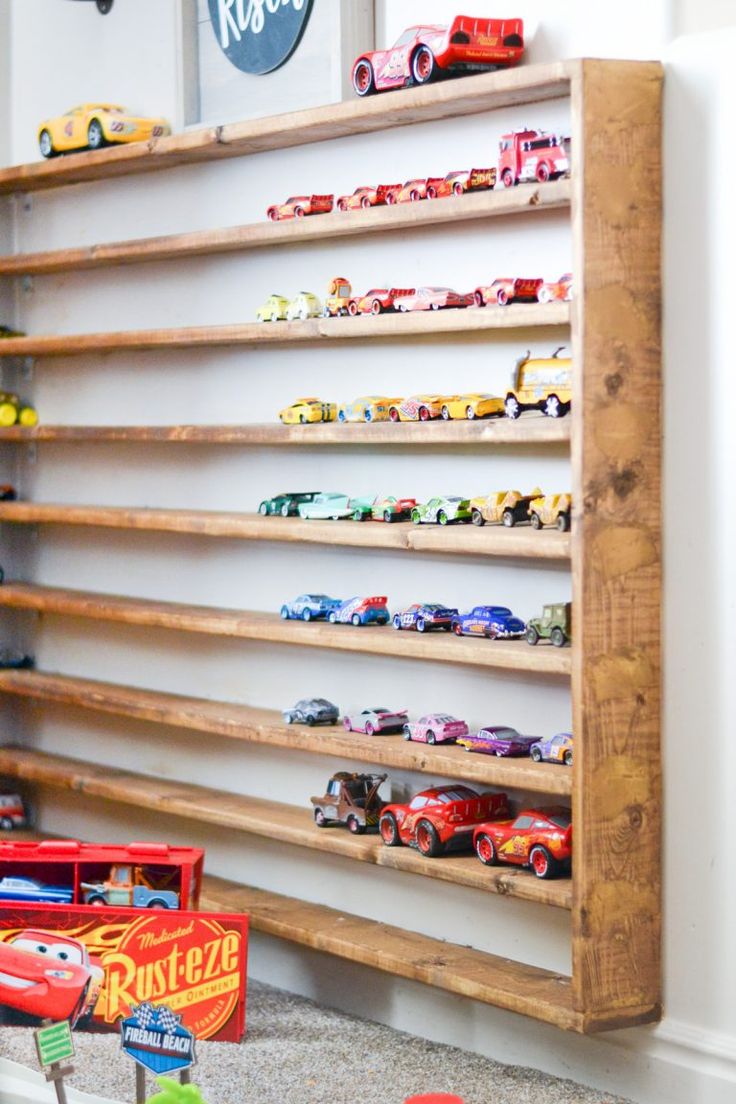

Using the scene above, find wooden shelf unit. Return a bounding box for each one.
[0,58,662,1033]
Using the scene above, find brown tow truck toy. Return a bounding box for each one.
[311,771,387,834]
[81,862,180,908]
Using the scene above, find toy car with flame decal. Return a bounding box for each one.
[337,396,401,423]
[456,725,537,757]
[539,273,573,303]
[451,606,525,639]
[266,194,334,221]
[474,277,544,307]
[403,714,469,745]
[279,594,342,622]
[258,492,321,517]
[351,16,524,98]
[394,287,474,312]
[530,732,573,766]
[411,496,471,525]
[392,603,457,632]
[311,772,387,834]
[469,488,542,527]
[388,395,452,422]
[426,168,496,198]
[38,104,170,158]
[529,493,572,530]
[0,929,104,1025]
[343,707,408,735]
[336,185,400,210]
[474,806,572,879]
[278,398,336,425]
[348,288,414,316]
[498,129,570,188]
[440,394,505,420]
[379,785,510,857]
[328,596,390,626]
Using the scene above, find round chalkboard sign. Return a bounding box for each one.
[208,0,315,75]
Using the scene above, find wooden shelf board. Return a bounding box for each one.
[0,181,571,277]
[0,303,569,358]
[0,746,570,909]
[0,584,572,677]
[0,503,571,562]
[0,63,574,197]
[0,418,572,447]
[0,669,571,797]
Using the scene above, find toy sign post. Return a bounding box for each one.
[121,1002,196,1104]
[34,1019,75,1104]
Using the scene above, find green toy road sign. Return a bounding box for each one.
[34,1020,75,1069]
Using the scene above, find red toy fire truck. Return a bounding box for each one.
[498,129,570,187]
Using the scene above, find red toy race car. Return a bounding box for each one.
[352,16,525,97]
[394,179,431,204]
[348,288,414,316]
[379,785,509,857]
[336,185,399,211]
[473,806,572,879]
[266,194,334,221]
[474,277,543,307]
[0,928,103,1025]
[538,273,573,303]
[426,168,496,198]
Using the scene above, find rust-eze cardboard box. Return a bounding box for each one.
[0,904,248,1042]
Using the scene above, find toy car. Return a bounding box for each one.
[256,294,290,323]
[505,347,572,419]
[388,395,452,422]
[258,492,321,517]
[379,785,510,857]
[529,493,572,530]
[526,603,572,648]
[348,288,414,316]
[336,186,397,211]
[328,596,390,626]
[391,603,457,632]
[311,772,387,834]
[452,606,526,639]
[0,392,38,427]
[278,398,337,425]
[469,489,542,527]
[411,497,471,525]
[322,276,354,317]
[0,649,34,669]
[0,929,104,1025]
[474,806,572,879]
[474,277,543,307]
[0,793,28,830]
[298,493,373,520]
[426,168,496,198]
[38,104,170,158]
[370,496,417,522]
[538,273,573,303]
[394,287,474,312]
[279,594,342,621]
[498,129,570,188]
[266,195,334,221]
[337,396,401,423]
[456,726,538,757]
[0,485,17,500]
[0,325,25,338]
[394,179,431,204]
[439,394,505,420]
[351,16,524,97]
[0,876,73,904]
[286,291,322,321]
[283,699,340,725]
[343,707,408,735]
[530,733,573,766]
[403,714,469,745]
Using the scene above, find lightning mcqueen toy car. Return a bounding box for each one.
[0,929,103,1025]
[351,16,525,97]
[336,186,399,211]
[474,277,544,307]
[426,168,496,198]
[473,806,572,879]
[266,194,334,221]
[379,785,510,857]
[348,288,414,316]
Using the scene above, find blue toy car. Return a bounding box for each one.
[0,876,73,905]
[280,594,342,622]
[328,596,390,626]
[391,602,457,632]
[451,605,526,639]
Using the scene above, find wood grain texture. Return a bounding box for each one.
[0,63,572,197]
[569,60,663,1021]
[0,503,570,563]
[0,418,571,447]
[0,182,570,277]
[0,746,570,909]
[0,584,571,676]
[0,669,572,797]
[0,303,569,358]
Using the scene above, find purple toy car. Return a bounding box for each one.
[343,708,409,735]
[402,714,470,745]
[456,725,537,757]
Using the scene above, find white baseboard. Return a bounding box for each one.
[0,1058,121,1104]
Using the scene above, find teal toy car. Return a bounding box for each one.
[411,496,471,525]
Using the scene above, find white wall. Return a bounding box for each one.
[2,3,736,1103]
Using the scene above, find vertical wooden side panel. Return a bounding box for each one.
[570,59,663,1026]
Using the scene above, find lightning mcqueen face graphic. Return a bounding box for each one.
[0,929,103,1025]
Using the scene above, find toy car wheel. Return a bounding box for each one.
[88,894,107,906]
[346,814,365,835]
[418,406,431,422]
[530,845,557,878]
[0,815,12,829]
[466,405,476,420]
[536,162,551,183]
[526,625,540,646]
[415,818,444,857]
[383,510,393,523]
[564,750,573,766]
[371,299,383,315]
[348,301,359,316]
[314,808,328,828]
[351,613,362,626]
[365,722,374,736]
[452,182,464,196]
[303,715,316,728]
[87,119,106,150]
[475,832,499,866]
[409,190,421,202]
[283,713,295,724]
[471,509,484,527]
[441,405,451,420]
[416,619,426,633]
[496,287,509,306]
[530,512,543,529]
[411,510,422,524]
[425,730,436,745]
[39,129,55,158]
[411,45,437,85]
[353,58,376,97]
[379,812,401,846]
[258,502,269,515]
[530,746,543,762]
[279,606,290,619]
[301,608,312,622]
[557,512,570,532]
[392,614,402,629]
[544,394,563,418]
[473,290,485,307]
[360,195,372,209]
[294,207,305,218]
[437,510,448,525]
[270,311,280,322]
[402,724,412,741]
[267,209,279,221]
[504,395,521,419]
[550,627,567,648]
[501,168,515,188]
[427,186,438,199]
[337,199,348,212]
[364,410,373,422]
[502,510,516,528]
[453,622,463,636]
[538,285,552,304]
[328,612,337,623]
[430,302,440,310]
[280,503,291,517]
[389,408,400,422]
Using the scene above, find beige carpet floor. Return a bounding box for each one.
[0,981,635,1104]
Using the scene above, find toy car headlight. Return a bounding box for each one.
[45,968,75,979]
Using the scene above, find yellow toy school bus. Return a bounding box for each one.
[504,347,572,419]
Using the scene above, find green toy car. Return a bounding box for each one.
[258,492,321,517]
[525,602,572,647]
[411,496,472,526]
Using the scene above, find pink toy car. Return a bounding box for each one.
[403,714,469,745]
[343,707,409,735]
[394,287,474,312]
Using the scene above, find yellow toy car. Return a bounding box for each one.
[439,393,505,420]
[256,294,290,323]
[37,104,170,158]
[279,398,337,425]
[0,392,38,427]
[286,292,322,322]
[337,396,402,423]
[529,493,572,531]
[388,395,457,422]
[470,489,542,527]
